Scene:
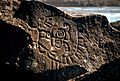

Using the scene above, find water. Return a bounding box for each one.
[57,7,120,22]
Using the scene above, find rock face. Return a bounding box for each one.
[0,20,35,81]
[0,0,120,81]
[14,1,80,71]
[76,58,120,81]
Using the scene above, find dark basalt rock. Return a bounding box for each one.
[110,21,120,31]
[0,20,35,81]
[76,58,120,81]
[40,65,87,81]
[14,1,68,27]
[0,0,120,81]
[14,1,81,71]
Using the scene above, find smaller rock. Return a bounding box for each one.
[110,21,120,31]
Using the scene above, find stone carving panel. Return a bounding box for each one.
[38,16,78,68]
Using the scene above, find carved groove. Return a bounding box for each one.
[38,16,78,67]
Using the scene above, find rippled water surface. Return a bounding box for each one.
[57,7,120,22]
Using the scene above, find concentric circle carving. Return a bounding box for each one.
[38,17,78,65]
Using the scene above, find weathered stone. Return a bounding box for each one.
[76,58,120,81]
[0,0,120,81]
[72,14,120,71]
[110,20,120,32]
[41,65,87,81]
[14,1,80,71]
[0,1,87,81]
[0,20,36,81]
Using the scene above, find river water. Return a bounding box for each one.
[57,7,120,22]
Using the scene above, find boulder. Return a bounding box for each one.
[76,58,120,81]
[110,21,120,31]
[0,0,120,81]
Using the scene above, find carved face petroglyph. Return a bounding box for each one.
[39,17,78,64]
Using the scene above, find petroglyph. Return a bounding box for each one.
[38,16,79,68]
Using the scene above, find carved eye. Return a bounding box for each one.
[56,29,65,39]
[55,39,62,48]
[46,32,50,38]
[39,31,46,37]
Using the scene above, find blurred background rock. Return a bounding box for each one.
[36,0,120,7]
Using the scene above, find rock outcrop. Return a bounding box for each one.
[0,0,120,81]
[76,58,120,81]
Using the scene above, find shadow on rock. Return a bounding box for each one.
[76,58,120,81]
[0,20,35,81]
[40,65,87,81]
[0,20,87,81]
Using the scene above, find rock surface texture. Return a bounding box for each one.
[0,0,120,81]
